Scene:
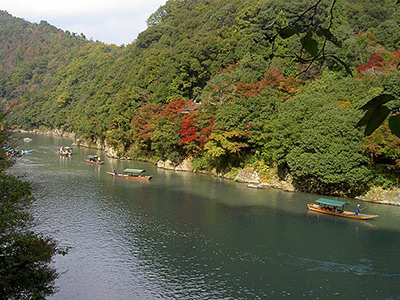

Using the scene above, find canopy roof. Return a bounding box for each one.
[123,169,145,175]
[316,198,349,207]
[86,155,98,159]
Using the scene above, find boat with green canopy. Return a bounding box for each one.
[107,168,152,180]
[307,198,378,220]
[84,155,104,165]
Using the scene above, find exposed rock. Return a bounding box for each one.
[157,159,192,172]
[247,183,264,189]
[75,138,104,150]
[235,167,260,184]
[12,128,400,206]
[356,186,400,206]
[13,128,75,138]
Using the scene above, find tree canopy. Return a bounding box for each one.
[0,0,399,196]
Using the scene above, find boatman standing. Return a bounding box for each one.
[355,204,361,215]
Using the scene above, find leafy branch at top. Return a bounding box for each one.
[356,94,400,138]
[264,0,351,76]
[264,0,400,138]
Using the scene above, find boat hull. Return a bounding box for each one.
[106,171,152,180]
[84,159,104,165]
[307,204,378,220]
[58,152,71,156]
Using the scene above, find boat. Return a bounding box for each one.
[106,168,152,180]
[21,149,33,154]
[4,147,23,157]
[58,146,72,156]
[84,155,104,164]
[307,198,378,220]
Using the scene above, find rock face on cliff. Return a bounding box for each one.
[357,187,400,206]
[157,159,193,172]
[14,129,399,206]
[15,128,75,138]
[235,168,261,184]
[155,160,296,192]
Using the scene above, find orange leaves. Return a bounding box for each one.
[235,70,301,101]
[337,100,351,108]
[131,103,161,141]
[162,98,194,118]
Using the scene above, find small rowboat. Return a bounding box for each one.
[307,198,378,220]
[84,155,104,164]
[107,168,152,180]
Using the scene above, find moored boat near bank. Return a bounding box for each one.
[307,198,378,220]
[107,168,152,180]
[84,155,104,164]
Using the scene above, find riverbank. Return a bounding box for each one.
[12,129,400,206]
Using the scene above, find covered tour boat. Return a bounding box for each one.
[107,168,152,180]
[307,198,378,220]
[84,155,104,164]
[58,146,72,156]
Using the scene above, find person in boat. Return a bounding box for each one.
[355,204,361,215]
[113,169,117,175]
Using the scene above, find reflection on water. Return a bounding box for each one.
[8,133,400,299]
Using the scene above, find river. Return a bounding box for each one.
[9,133,400,299]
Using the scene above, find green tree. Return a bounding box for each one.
[203,130,249,172]
[0,113,60,299]
[273,86,370,196]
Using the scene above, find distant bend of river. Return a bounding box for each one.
[9,133,400,300]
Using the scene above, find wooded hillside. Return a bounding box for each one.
[1,0,399,196]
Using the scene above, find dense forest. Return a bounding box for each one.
[1,0,400,197]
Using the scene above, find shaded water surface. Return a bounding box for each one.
[9,134,400,299]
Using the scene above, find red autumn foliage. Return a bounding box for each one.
[356,52,385,73]
[131,98,200,148]
[179,115,215,154]
[197,118,215,148]
[131,103,162,141]
[162,97,194,119]
[355,50,400,78]
[235,70,301,101]
[179,115,198,145]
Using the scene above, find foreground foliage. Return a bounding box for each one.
[0,113,59,299]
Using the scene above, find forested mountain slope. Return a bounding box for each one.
[0,0,399,197]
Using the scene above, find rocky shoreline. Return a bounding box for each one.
[13,129,400,206]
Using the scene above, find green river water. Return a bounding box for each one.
[9,133,400,299]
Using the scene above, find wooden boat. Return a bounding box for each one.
[84,155,104,164]
[307,198,378,220]
[58,146,72,156]
[107,168,152,180]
